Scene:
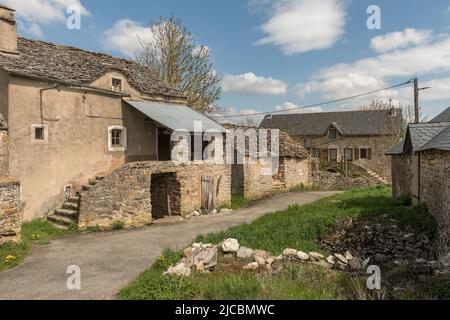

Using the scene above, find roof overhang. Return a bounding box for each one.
[125,99,226,133]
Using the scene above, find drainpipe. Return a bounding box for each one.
[39,84,61,122]
[418,152,421,204]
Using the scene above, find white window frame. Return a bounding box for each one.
[108,126,127,152]
[31,124,48,144]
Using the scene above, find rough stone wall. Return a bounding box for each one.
[280,158,311,190]
[78,161,231,230]
[294,135,396,179]
[0,130,8,176]
[419,150,450,256]
[0,180,22,244]
[391,154,413,198]
[241,159,274,200]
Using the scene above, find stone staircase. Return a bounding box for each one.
[47,175,106,229]
[272,179,287,192]
[365,169,389,185]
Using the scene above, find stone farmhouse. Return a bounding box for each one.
[387,107,450,256]
[0,4,313,243]
[260,109,403,180]
[0,4,234,238]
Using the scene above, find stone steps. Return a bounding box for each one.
[47,174,108,229]
[272,180,286,191]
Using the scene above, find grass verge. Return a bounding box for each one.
[0,219,77,272]
[117,186,438,300]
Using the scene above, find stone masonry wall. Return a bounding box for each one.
[0,180,22,244]
[419,150,450,257]
[241,159,274,200]
[294,135,396,179]
[280,158,311,190]
[78,161,231,230]
[391,154,413,198]
[0,130,9,177]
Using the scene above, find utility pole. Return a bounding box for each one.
[413,77,431,124]
[414,78,419,124]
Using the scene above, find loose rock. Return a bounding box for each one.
[236,247,254,259]
[221,238,240,253]
[297,251,310,261]
[309,252,325,261]
[243,262,259,271]
[283,248,298,258]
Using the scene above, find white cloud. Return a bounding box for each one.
[103,19,154,57]
[274,102,322,114]
[397,77,450,102]
[298,32,450,104]
[222,72,288,95]
[5,0,90,36]
[255,0,346,55]
[370,28,432,53]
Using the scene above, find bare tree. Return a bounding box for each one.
[135,16,222,113]
[360,99,423,146]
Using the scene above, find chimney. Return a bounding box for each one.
[0,3,18,56]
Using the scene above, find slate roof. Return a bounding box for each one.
[0,37,184,98]
[430,107,450,123]
[222,124,309,159]
[386,122,450,155]
[260,109,403,136]
[418,125,450,152]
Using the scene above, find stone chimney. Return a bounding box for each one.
[0,3,18,56]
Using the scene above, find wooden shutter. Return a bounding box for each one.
[320,148,328,161]
[354,147,360,160]
[368,148,373,160]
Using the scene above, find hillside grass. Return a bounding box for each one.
[117,186,439,300]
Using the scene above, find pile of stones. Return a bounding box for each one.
[165,238,370,277]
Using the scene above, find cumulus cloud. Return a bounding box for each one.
[297,33,450,104]
[255,0,347,55]
[5,0,90,36]
[103,19,153,57]
[370,28,433,53]
[275,102,322,114]
[222,73,288,95]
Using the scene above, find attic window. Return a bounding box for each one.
[328,128,337,140]
[112,78,123,93]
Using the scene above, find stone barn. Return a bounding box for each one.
[387,108,450,256]
[225,125,311,200]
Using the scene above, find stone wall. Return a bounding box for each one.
[391,154,413,198]
[280,158,311,190]
[419,150,450,256]
[0,180,22,244]
[231,157,311,200]
[0,130,8,176]
[78,161,231,230]
[294,135,396,179]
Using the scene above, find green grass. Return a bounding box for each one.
[0,219,76,272]
[112,220,125,230]
[118,186,438,300]
[224,195,251,210]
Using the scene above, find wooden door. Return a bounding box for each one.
[201,176,214,212]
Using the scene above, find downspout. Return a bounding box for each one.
[39,84,61,122]
[418,152,421,204]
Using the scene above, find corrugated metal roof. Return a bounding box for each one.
[125,100,226,133]
[418,125,450,152]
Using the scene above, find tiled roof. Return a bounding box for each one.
[260,109,403,136]
[408,122,450,153]
[385,140,405,155]
[0,37,184,98]
[430,107,450,123]
[418,125,450,152]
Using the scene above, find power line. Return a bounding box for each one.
[211,79,413,119]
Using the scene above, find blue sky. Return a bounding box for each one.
[5,0,450,122]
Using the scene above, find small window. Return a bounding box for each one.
[360,148,368,159]
[112,78,123,92]
[108,126,127,151]
[345,148,354,162]
[35,127,44,140]
[328,129,337,140]
[31,124,48,143]
[329,148,338,161]
[312,148,320,158]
